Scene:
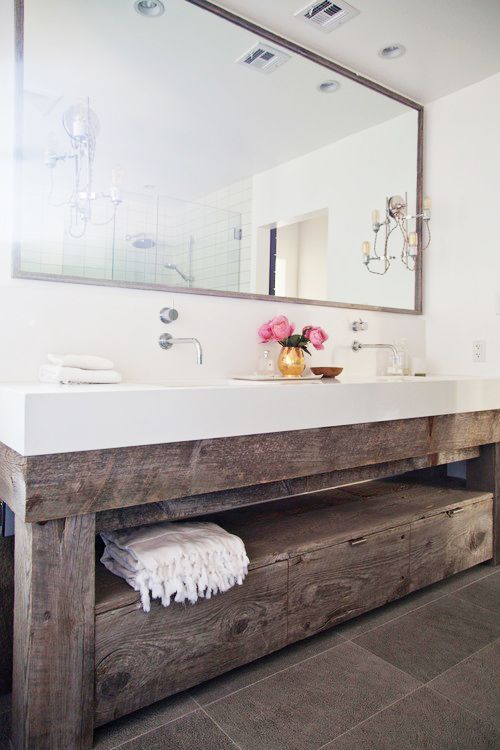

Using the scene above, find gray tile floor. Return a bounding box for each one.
[0,565,498,750]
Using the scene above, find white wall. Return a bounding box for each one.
[424,73,500,376]
[0,0,424,384]
[251,111,418,310]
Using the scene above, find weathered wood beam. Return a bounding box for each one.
[96,447,480,532]
[11,514,95,750]
[1,410,499,523]
[467,443,500,565]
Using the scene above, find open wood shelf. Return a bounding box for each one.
[95,478,492,615]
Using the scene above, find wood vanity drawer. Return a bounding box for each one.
[287,525,410,642]
[94,561,288,726]
[409,497,493,592]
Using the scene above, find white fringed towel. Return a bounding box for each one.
[39,364,122,384]
[100,522,249,612]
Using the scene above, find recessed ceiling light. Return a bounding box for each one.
[379,43,406,59]
[134,0,165,18]
[317,80,341,93]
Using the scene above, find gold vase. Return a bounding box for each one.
[277,347,306,378]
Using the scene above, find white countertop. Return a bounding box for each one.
[0,375,499,456]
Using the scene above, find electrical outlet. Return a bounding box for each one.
[472,340,486,363]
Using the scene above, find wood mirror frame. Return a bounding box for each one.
[12,0,424,314]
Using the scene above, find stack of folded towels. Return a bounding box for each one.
[39,354,122,384]
[100,521,249,612]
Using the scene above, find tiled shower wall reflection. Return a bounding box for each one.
[21,180,253,293]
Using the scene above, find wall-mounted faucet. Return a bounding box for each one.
[158,307,203,364]
[159,333,203,365]
[352,340,402,374]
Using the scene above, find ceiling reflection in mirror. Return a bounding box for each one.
[16,0,421,311]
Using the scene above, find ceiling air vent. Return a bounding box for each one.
[236,43,290,74]
[295,0,359,32]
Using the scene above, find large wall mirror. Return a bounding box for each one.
[14,0,423,313]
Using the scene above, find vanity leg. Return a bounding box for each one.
[467,443,500,566]
[11,513,95,750]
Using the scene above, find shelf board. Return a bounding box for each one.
[95,479,492,615]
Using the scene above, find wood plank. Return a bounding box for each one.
[95,481,492,615]
[94,561,288,726]
[2,412,497,523]
[96,447,481,532]
[288,525,411,641]
[409,498,493,591]
[0,535,14,695]
[11,514,95,750]
[0,443,27,518]
[466,443,500,565]
[216,485,492,569]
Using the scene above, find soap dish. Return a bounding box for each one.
[310,367,343,378]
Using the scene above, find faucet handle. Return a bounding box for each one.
[159,333,174,350]
[160,307,179,324]
[352,318,368,332]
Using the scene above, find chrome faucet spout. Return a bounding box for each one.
[352,340,401,373]
[158,334,203,365]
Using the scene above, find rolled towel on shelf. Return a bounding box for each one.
[39,364,122,385]
[100,521,249,613]
[48,353,115,370]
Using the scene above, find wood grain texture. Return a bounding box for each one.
[409,498,493,592]
[0,443,27,517]
[0,534,14,695]
[11,514,95,750]
[96,447,480,532]
[466,443,500,565]
[95,482,492,614]
[10,411,499,523]
[94,562,287,726]
[288,525,411,642]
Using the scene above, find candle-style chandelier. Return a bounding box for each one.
[44,97,122,239]
[361,193,432,274]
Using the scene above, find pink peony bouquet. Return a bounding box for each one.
[258,315,328,355]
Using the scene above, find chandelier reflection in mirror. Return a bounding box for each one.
[361,194,431,274]
[44,97,122,238]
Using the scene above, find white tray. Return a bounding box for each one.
[233,373,323,382]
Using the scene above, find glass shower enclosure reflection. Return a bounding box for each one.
[21,185,243,293]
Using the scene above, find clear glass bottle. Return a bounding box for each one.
[257,349,275,376]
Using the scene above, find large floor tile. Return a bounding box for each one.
[323,687,499,750]
[191,626,345,705]
[205,641,419,750]
[116,710,237,750]
[429,639,500,731]
[338,564,495,638]
[452,570,500,615]
[93,691,198,749]
[354,595,500,682]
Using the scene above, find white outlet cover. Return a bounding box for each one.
[496,291,500,315]
[472,340,486,363]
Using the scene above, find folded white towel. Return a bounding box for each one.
[100,521,249,612]
[48,354,115,370]
[39,364,122,385]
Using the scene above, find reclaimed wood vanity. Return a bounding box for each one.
[0,380,498,750]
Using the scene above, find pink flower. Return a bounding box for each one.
[305,326,329,350]
[269,315,294,341]
[258,320,274,342]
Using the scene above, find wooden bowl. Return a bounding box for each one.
[311,366,343,378]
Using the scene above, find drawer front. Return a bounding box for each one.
[95,562,288,726]
[409,498,493,592]
[288,525,410,642]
